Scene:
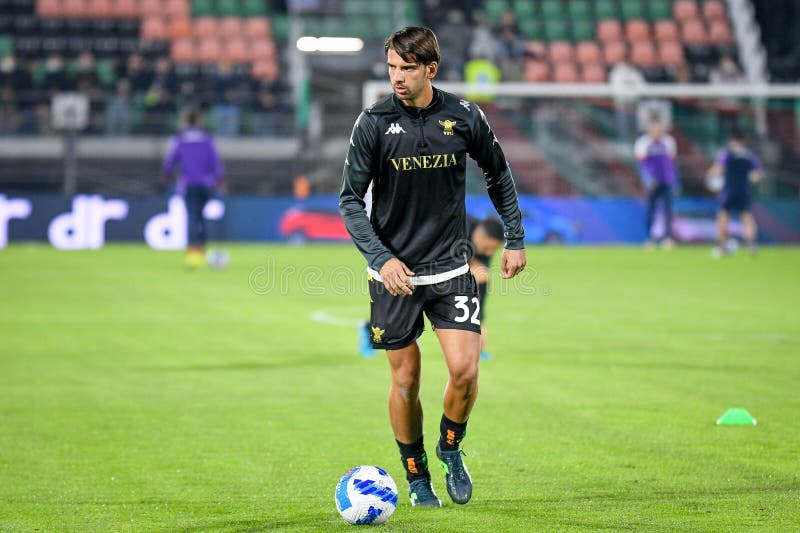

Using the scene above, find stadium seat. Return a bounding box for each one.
[681,20,707,45]
[241,0,266,17]
[625,20,650,43]
[219,17,243,38]
[252,38,276,60]
[572,19,594,42]
[659,41,685,66]
[582,63,606,82]
[524,60,550,82]
[166,0,190,19]
[519,18,543,40]
[702,0,727,21]
[141,15,167,40]
[512,0,535,19]
[171,37,194,62]
[568,0,592,20]
[197,36,221,62]
[620,0,645,20]
[708,19,732,44]
[251,57,278,78]
[654,20,678,42]
[630,41,657,67]
[193,16,217,38]
[603,40,627,65]
[191,0,215,17]
[86,0,112,17]
[576,41,602,65]
[113,0,140,18]
[673,0,699,21]
[168,16,193,39]
[37,0,62,16]
[543,18,569,41]
[61,0,87,17]
[548,41,574,63]
[553,62,579,83]
[597,20,622,43]
[484,0,508,27]
[140,0,161,18]
[217,0,241,17]
[541,0,564,18]
[594,0,617,19]
[648,0,671,20]
[244,17,271,39]
[224,36,250,62]
[524,40,546,60]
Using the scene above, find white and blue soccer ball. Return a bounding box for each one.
[205,249,229,270]
[335,465,398,525]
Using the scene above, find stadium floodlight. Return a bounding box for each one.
[296,36,364,53]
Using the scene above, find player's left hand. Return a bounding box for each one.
[500,248,526,279]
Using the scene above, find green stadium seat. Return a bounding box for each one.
[484,0,509,26]
[271,15,288,40]
[648,0,672,20]
[191,0,215,17]
[519,18,543,40]
[568,0,593,20]
[594,0,618,19]
[217,0,241,17]
[403,1,421,24]
[241,0,267,17]
[572,19,595,41]
[369,1,392,17]
[341,0,364,17]
[543,18,568,41]
[621,0,646,20]
[513,0,536,18]
[0,35,13,57]
[541,0,565,18]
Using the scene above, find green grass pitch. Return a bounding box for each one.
[1,244,799,532]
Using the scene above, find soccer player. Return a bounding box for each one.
[635,116,678,249]
[339,27,526,507]
[162,110,226,268]
[358,216,505,360]
[706,128,763,257]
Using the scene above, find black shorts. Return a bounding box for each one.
[721,193,752,213]
[368,272,482,350]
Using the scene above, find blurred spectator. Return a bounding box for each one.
[469,11,499,63]
[495,10,525,81]
[709,55,744,136]
[71,51,101,97]
[635,115,678,248]
[437,9,471,80]
[251,64,284,136]
[0,54,31,134]
[41,52,68,96]
[609,62,645,141]
[211,60,243,137]
[105,78,133,136]
[122,53,152,95]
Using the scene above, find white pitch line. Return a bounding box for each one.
[310,309,363,327]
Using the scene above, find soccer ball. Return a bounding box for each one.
[335,465,398,525]
[205,249,229,270]
[706,174,724,193]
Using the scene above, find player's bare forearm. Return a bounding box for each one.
[501,248,526,279]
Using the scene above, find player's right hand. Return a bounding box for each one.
[379,258,415,296]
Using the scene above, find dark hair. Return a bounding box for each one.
[185,109,199,127]
[384,26,441,65]
[480,217,505,242]
[729,127,745,142]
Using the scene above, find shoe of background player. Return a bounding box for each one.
[479,350,492,361]
[358,321,375,358]
[711,245,728,259]
[661,237,675,250]
[644,239,656,250]
[436,443,473,505]
[185,250,205,269]
[748,243,758,256]
[408,477,442,507]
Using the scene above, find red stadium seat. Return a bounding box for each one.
[193,17,218,39]
[141,16,167,40]
[575,42,602,66]
[597,20,622,43]
[548,41,574,63]
[524,40,546,60]
[659,41,685,66]
[140,0,161,18]
[603,40,627,65]
[197,37,222,63]
[113,0,140,18]
[654,20,678,42]
[37,0,62,16]
[524,60,550,82]
[682,20,708,45]
[252,59,279,79]
[61,0,87,17]
[244,17,272,39]
[553,62,579,83]
[252,39,277,60]
[708,19,733,44]
[168,16,193,39]
[702,0,727,21]
[673,0,699,21]
[86,0,112,17]
[171,37,195,62]
[630,42,657,68]
[224,37,251,63]
[166,0,190,19]
[219,17,244,39]
[582,64,607,83]
[625,20,651,43]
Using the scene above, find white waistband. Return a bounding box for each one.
[367,264,469,286]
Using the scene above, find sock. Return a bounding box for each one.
[439,415,468,452]
[396,436,430,482]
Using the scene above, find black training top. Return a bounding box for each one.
[338,87,524,276]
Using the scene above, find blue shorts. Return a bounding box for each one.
[720,193,752,213]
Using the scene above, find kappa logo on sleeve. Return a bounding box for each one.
[384,123,406,135]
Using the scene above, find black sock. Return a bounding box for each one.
[396,436,429,482]
[439,415,467,451]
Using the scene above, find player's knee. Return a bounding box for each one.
[392,367,421,401]
[449,361,479,389]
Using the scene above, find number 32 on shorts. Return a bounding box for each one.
[454,295,480,325]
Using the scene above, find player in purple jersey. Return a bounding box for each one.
[706,129,763,257]
[634,116,678,249]
[162,110,226,267]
